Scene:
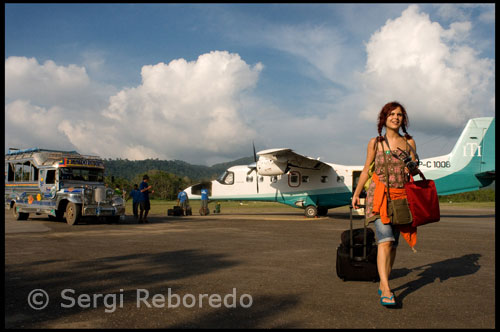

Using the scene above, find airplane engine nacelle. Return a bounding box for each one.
[257,158,287,176]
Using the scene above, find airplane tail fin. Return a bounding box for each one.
[422,117,495,195]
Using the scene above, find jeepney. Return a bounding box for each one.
[5,148,125,225]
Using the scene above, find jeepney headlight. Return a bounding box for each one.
[106,188,114,200]
[112,197,124,206]
[84,187,93,203]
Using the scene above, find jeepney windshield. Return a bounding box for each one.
[59,167,104,182]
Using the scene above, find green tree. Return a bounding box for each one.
[134,170,191,200]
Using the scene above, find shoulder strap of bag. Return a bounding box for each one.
[404,137,420,163]
[371,137,379,161]
[382,141,391,201]
[382,144,393,218]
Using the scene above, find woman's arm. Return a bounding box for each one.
[352,138,378,209]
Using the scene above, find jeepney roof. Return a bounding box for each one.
[5,148,103,167]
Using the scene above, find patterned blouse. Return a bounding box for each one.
[365,142,408,222]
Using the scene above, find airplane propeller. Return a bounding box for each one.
[247,141,259,193]
[254,142,259,194]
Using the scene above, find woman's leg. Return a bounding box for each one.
[374,218,398,304]
[377,241,394,297]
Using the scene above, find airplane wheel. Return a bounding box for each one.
[305,205,318,218]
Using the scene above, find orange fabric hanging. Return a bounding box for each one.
[371,173,417,248]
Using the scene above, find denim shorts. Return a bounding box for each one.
[374,218,400,247]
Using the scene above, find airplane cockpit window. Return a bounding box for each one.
[217,171,234,185]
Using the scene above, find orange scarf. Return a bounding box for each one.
[371,173,417,249]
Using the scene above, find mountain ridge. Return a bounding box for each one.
[103,156,255,182]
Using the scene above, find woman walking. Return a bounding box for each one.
[352,101,418,306]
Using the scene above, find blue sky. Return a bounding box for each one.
[5,4,495,165]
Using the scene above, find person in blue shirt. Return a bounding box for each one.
[200,186,209,215]
[139,175,154,223]
[177,188,189,216]
[127,184,142,220]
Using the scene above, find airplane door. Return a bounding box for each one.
[288,171,301,187]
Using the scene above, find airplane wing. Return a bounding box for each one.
[257,148,331,170]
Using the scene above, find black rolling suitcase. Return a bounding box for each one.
[336,204,379,281]
[168,206,184,216]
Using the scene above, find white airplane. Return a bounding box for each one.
[185,117,495,217]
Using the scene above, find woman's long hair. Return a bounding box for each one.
[376,101,412,142]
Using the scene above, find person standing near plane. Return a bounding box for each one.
[200,185,209,215]
[177,188,189,216]
[127,184,141,220]
[139,175,154,223]
[351,101,418,307]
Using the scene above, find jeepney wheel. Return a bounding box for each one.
[12,203,29,221]
[65,202,81,225]
[305,205,318,218]
[48,209,65,222]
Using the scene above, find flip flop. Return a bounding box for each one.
[380,295,396,306]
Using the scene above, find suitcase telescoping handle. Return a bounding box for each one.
[349,204,368,260]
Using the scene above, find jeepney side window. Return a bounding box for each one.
[15,163,23,182]
[7,163,15,182]
[22,161,31,182]
[32,164,39,181]
[46,170,56,184]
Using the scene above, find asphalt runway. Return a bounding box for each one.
[4,206,495,328]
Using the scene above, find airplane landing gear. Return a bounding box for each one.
[305,205,317,218]
[305,205,328,218]
[317,206,328,216]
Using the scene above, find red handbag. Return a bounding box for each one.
[405,170,440,227]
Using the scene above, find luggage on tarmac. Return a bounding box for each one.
[336,205,379,282]
[168,206,184,216]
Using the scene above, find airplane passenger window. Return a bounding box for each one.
[246,176,253,183]
[337,176,344,183]
[259,176,264,182]
[271,176,278,183]
[321,176,328,183]
[302,176,309,183]
[288,171,301,187]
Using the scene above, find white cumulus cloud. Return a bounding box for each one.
[358,4,494,134]
[5,51,263,164]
